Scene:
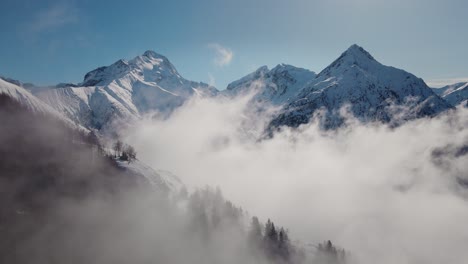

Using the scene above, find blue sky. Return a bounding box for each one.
[1,0,467,88]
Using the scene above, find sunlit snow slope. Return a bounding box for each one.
[34,51,217,130]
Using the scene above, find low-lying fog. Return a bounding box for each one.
[124,92,468,264]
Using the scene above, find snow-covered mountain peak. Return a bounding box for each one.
[270,63,301,74]
[256,65,270,72]
[269,63,315,77]
[129,51,181,82]
[318,44,378,77]
[224,64,316,105]
[142,50,165,59]
[270,45,452,129]
[135,50,175,69]
[344,44,375,61]
[226,65,269,91]
[82,59,132,86]
[31,50,218,131]
[81,51,182,87]
[271,63,289,71]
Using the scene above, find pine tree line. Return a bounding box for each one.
[248,216,304,263]
[315,240,348,264]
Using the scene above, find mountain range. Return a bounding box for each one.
[1,44,466,133]
[268,45,454,129]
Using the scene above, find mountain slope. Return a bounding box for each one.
[0,77,85,131]
[34,51,218,130]
[433,82,468,107]
[224,64,316,105]
[116,159,184,192]
[270,44,453,129]
[1,77,184,194]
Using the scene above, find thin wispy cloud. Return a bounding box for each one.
[208,43,233,67]
[208,73,216,87]
[426,77,468,88]
[26,2,79,35]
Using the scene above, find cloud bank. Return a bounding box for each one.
[123,92,468,264]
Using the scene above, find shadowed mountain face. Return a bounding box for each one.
[269,45,453,129]
[0,94,134,262]
[0,94,148,209]
[0,94,189,264]
[0,95,320,264]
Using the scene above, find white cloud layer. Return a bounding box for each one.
[209,43,233,67]
[123,92,468,264]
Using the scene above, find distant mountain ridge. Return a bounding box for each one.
[432,82,468,107]
[1,45,464,133]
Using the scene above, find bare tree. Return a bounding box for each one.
[125,145,137,162]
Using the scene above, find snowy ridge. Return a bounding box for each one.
[224,64,316,105]
[0,78,86,131]
[0,78,185,194]
[270,44,453,129]
[432,82,468,107]
[34,50,218,130]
